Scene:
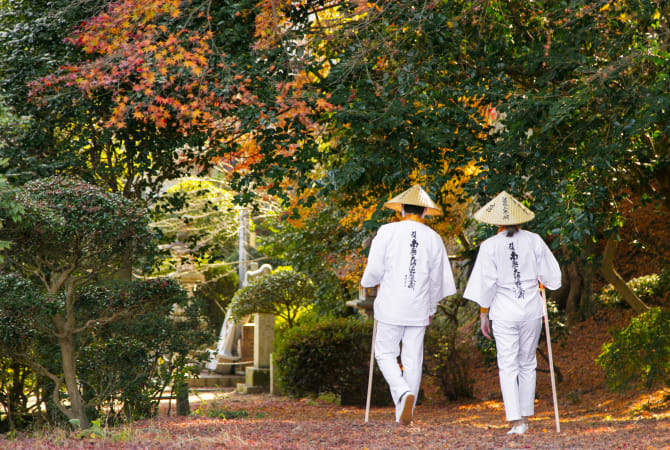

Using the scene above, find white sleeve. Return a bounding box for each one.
[429,241,457,314]
[536,237,562,290]
[463,244,498,308]
[360,230,386,287]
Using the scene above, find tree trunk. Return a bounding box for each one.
[115,252,133,280]
[7,361,28,431]
[578,258,595,318]
[564,261,582,327]
[601,239,650,314]
[58,333,89,429]
[175,379,190,417]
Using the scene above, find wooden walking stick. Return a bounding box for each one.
[540,284,561,432]
[364,319,378,423]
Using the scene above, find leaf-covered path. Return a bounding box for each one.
[161,390,670,449]
[3,389,668,449]
[3,306,668,449]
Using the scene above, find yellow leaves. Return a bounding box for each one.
[142,70,156,85]
[405,153,481,239]
[599,1,636,24]
[461,160,482,178]
[617,13,630,23]
[281,187,323,228]
[183,60,203,76]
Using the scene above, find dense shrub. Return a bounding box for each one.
[273,316,390,406]
[75,279,211,422]
[597,272,669,307]
[597,307,670,391]
[0,177,212,430]
[424,297,475,401]
[0,274,211,431]
[0,358,37,433]
[657,269,670,306]
[425,331,474,400]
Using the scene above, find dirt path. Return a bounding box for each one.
[2,306,668,449]
[2,389,668,449]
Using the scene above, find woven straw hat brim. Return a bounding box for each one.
[383,184,443,216]
[473,191,535,225]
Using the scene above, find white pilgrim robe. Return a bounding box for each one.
[463,229,561,321]
[361,219,456,326]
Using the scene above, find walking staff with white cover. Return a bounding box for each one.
[463,191,562,436]
[365,319,377,423]
[540,284,561,432]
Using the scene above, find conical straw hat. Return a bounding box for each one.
[383,185,443,216]
[473,191,534,225]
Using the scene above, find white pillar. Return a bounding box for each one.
[238,208,248,289]
[254,313,275,368]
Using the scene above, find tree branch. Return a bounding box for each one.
[72,309,130,335]
[601,238,650,314]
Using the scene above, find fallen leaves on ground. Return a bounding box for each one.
[2,307,668,449]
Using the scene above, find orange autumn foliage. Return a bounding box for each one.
[28,0,335,178]
[280,153,481,291]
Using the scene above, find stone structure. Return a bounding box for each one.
[346,285,377,318]
[237,264,274,394]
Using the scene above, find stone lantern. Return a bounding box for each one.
[346,286,377,318]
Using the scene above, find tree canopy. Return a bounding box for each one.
[229,268,316,328]
[2,0,668,312]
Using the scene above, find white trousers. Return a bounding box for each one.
[492,318,543,422]
[374,321,426,422]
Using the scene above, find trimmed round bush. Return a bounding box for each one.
[229,268,315,328]
[274,316,391,406]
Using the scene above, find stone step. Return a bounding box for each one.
[187,371,245,389]
[236,382,267,394]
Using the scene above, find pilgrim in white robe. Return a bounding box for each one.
[361,218,456,421]
[464,229,561,421]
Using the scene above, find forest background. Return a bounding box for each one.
[0,0,668,441]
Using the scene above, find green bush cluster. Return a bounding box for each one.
[597,271,669,307]
[597,307,670,391]
[273,315,390,406]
